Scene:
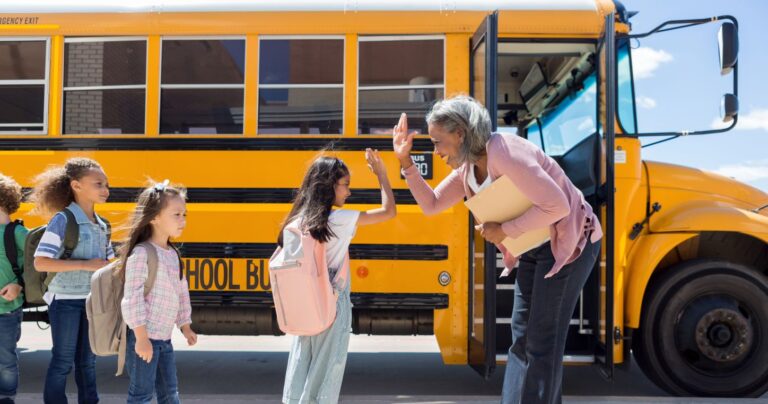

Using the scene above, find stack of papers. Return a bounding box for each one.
[465,175,550,256]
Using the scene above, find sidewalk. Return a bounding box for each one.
[13,394,768,403]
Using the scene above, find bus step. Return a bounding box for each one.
[493,318,589,326]
[495,353,594,364]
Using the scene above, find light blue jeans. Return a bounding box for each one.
[282,285,352,404]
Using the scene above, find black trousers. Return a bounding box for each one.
[501,238,600,404]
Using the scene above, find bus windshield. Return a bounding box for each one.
[528,72,597,156]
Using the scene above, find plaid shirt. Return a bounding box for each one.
[121,243,192,340]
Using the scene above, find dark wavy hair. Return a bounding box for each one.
[0,173,23,215]
[30,157,103,216]
[278,156,350,246]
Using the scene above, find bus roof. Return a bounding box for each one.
[1,0,599,14]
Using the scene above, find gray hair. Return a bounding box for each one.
[425,95,492,164]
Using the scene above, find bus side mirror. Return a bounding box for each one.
[720,93,738,123]
[718,22,738,75]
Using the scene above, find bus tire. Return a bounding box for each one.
[632,259,768,397]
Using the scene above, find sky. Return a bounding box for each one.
[622,0,768,192]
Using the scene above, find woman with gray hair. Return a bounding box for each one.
[393,95,602,404]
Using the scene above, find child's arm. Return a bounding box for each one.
[121,247,150,337]
[358,148,397,226]
[176,269,196,346]
[33,213,107,272]
[121,246,154,363]
[0,226,29,301]
[34,257,106,273]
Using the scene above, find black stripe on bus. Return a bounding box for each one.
[0,137,434,152]
[22,187,418,205]
[177,243,448,261]
[190,291,449,310]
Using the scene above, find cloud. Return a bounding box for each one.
[711,108,768,131]
[631,47,673,79]
[636,96,657,109]
[714,160,768,183]
[576,118,594,132]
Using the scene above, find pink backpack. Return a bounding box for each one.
[268,219,348,336]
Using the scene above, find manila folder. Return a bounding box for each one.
[464,175,550,257]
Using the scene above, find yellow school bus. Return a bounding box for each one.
[1,0,766,397]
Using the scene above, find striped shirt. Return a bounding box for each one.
[121,243,192,340]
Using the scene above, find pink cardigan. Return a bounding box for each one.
[402,133,602,278]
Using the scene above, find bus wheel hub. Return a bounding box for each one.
[695,308,751,362]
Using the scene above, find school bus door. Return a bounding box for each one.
[467,11,498,379]
[597,12,618,379]
[466,11,620,379]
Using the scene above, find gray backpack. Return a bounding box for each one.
[86,242,159,376]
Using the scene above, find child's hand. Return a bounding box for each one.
[0,284,22,301]
[365,148,386,177]
[86,258,109,271]
[181,325,197,346]
[135,337,153,363]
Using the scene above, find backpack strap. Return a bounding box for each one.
[97,214,111,257]
[116,327,127,376]
[137,241,159,296]
[40,209,79,289]
[314,240,349,289]
[3,220,24,288]
[331,253,350,287]
[313,240,326,278]
[61,209,79,259]
[169,243,184,280]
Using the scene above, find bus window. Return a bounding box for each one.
[528,73,597,156]
[258,37,343,135]
[0,39,48,134]
[617,41,637,134]
[63,38,146,135]
[358,36,444,135]
[160,38,245,135]
[526,124,544,151]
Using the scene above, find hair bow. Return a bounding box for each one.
[153,179,170,192]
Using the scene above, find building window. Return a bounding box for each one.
[258,37,344,135]
[160,38,245,134]
[358,37,444,135]
[0,38,49,134]
[63,38,146,135]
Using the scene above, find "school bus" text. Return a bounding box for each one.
[184,258,271,292]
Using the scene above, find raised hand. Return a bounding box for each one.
[392,113,415,164]
[365,148,386,177]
